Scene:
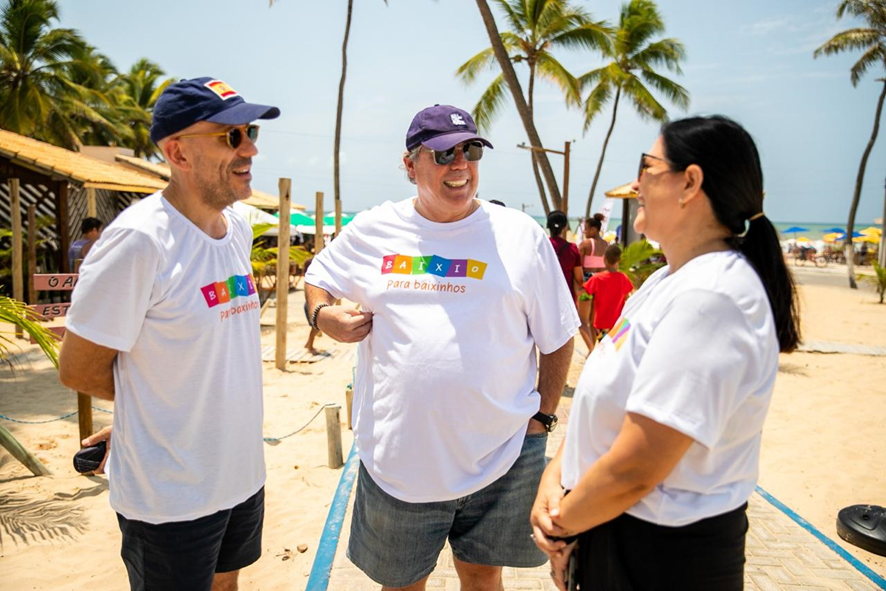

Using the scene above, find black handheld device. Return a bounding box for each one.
[73,440,107,473]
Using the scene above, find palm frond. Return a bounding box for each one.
[583,79,614,132]
[535,53,581,106]
[456,46,500,85]
[814,28,881,58]
[631,38,686,73]
[0,296,60,369]
[472,73,510,133]
[622,74,668,122]
[639,69,690,110]
[851,44,886,85]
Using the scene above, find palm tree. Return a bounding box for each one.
[0,0,118,149]
[459,0,610,214]
[114,59,175,160]
[814,0,886,289]
[581,0,689,218]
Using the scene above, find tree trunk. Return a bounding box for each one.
[527,61,551,215]
[845,79,886,289]
[475,0,562,210]
[334,0,354,209]
[586,87,621,218]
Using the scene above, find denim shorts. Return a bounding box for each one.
[347,433,548,588]
[116,486,264,591]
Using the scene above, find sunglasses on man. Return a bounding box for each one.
[176,124,260,149]
[424,141,484,166]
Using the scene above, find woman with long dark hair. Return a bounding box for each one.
[577,213,609,352]
[531,116,801,590]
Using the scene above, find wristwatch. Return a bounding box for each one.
[532,411,558,432]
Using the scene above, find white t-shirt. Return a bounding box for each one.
[306,199,579,502]
[561,250,779,526]
[67,193,265,524]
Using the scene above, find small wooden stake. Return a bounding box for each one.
[345,387,354,430]
[11,179,23,338]
[276,179,292,371]
[325,405,343,468]
[77,393,93,443]
[0,422,51,476]
[27,204,36,305]
[314,192,325,254]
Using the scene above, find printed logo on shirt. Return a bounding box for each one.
[381,254,487,279]
[608,317,631,351]
[200,274,256,308]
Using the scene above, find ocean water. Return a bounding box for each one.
[531,216,873,242]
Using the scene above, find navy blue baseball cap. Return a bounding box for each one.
[150,77,280,144]
[406,105,493,151]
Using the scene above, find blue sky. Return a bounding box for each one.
[61,0,885,224]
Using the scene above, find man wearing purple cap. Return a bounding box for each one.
[305,105,578,589]
[59,77,279,591]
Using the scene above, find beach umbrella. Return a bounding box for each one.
[822,227,846,234]
[853,234,880,244]
[275,210,316,226]
[233,202,297,237]
[781,226,809,240]
[860,226,882,236]
[823,232,843,243]
[797,236,811,242]
[322,212,355,227]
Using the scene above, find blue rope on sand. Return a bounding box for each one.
[0,405,114,424]
[262,403,336,443]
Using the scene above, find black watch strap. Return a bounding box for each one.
[532,411,558,432]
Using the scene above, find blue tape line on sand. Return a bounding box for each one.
[306,444,359,591]
[755,486,886,589]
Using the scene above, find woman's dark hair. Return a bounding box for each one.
[660,115,800,352]
[547,210,568,236]
[586,213,604,231]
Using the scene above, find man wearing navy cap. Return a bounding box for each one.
[60,77,279,591]
[305,105,578,589]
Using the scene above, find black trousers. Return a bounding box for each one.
[576,503,748,591]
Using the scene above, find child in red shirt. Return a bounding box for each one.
[583,244,634,351]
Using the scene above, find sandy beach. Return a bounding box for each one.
[1,268,884,589]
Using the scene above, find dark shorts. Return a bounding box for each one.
[347,433,549,588]
[116,487,264,591]
[577,502,748,590]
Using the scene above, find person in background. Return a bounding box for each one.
[531,115,801,590]
[67,217,103,270]
[547,210,583,306]
[582,244,634,353]
[577,213,608,352]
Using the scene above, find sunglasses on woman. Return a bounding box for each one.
[637,152,670,180]
[425,141,484,166]
[176,124,260,149]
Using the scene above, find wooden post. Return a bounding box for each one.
[86,186,97,217]
[314,191,325,254]
[276,179,292,370]
[325,405,343,468]
[57,182,70,273]
[562,141,571,218]
[335,199,342,237]
[10,179,23,338]
[345,387,353,430]
[77,394,92,443]
[27,204,36,304]
[0,422,52,476]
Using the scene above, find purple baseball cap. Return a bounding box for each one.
[406,104,493,151]
[150,77,280,144]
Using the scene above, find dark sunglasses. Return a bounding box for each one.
[637,152,670,180]
[425,141,484,166]
[177,124,260,149]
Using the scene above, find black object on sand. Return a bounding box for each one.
[836,505,886,557]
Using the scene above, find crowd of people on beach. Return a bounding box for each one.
[57,77,800,591]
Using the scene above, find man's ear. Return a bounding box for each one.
[403,155,416,180]
[161,138,191,172]
[681,164,704,205]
